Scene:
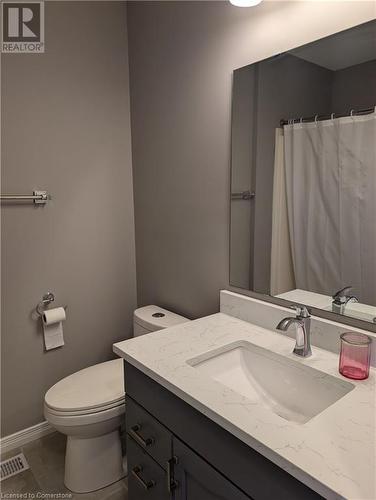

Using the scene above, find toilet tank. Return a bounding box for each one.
[133,305,190,337]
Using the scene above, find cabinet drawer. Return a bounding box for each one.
[128,437,170,500]
[126,396,172,469]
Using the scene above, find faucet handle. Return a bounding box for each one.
[332,286,353,300]
[292,305,310,318]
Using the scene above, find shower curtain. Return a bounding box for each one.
[270,128,296,295]
[283,112,376,305]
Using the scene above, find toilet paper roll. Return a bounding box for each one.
[43,307,66,350]
[43,307,66,325]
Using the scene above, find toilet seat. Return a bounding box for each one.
[44,400,125,428]
[45,358,125,413]
[45,397,125,417]
[44,358,126,428]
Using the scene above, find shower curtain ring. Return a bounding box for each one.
[331,113,335,120]
[314,115,318,124]
[350,109,355,117]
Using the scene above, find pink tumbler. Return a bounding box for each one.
[339,332,371,380]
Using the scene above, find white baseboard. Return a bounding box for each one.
[0,421,55,455]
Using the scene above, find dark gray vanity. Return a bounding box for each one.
[125,362,322,500]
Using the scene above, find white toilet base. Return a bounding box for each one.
[64,430,125,493]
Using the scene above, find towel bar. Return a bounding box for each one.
[0,190,49,205]
[231,190,255,200]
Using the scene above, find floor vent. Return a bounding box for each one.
[0,453,29,481]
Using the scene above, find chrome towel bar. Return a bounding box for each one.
[231,190,255,200]
[0,190,49,205]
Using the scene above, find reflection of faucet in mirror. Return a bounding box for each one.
[332,286,359,315]
[276,306,312,358]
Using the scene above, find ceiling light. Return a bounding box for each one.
[229,0,263,6]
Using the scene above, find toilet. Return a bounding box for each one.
[44,305,189,493]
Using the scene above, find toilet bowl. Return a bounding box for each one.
[44,305,189,493]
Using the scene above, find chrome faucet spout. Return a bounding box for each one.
[276,317,299,331]
[276,306,312,358]
[332,286,359,315]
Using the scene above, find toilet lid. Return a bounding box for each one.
[45,358,125,412]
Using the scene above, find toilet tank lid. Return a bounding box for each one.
[134,305,190,331]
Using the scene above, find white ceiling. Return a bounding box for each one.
[290,20,376,71]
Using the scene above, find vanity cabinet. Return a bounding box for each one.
[173,437,250,500]
[126,389,251,499]
[127,423,250,500]
[125,362,323,500]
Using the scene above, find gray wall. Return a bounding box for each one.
[128,1,375,319]
[332,59,376,112]
[1,1,136,436]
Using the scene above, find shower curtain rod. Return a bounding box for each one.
[280,106,375,126]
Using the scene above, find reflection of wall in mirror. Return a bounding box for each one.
[230,66,257,290]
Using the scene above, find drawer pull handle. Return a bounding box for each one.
[130,424,155,447]
[132,465,156,490]
[167,456,179,493]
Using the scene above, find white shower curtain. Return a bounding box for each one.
[283,112,376,305]
[270,128,296,295]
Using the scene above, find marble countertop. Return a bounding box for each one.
[113,313,375,500]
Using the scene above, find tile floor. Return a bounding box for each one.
[0,432,128,500]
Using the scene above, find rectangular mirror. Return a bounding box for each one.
[230,20,376,326]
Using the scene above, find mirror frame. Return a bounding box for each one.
[228,20,376,334]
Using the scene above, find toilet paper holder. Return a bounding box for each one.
[36,292,67,317]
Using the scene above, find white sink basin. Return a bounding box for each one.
[188,341,354,424]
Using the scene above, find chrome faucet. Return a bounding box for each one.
[276,306,312,358]
[332,286,358,315]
